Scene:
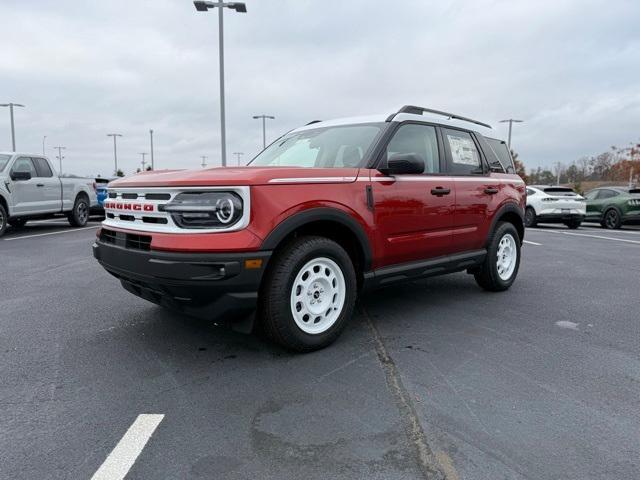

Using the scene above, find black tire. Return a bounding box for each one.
[474,221,521,292]
[0,204,7,238]
[565,219,581,229]
[9,218,27,228]
[601,208,621,229]
[524,207,537,228]
[68,195,89,227]
[259,236,357,352]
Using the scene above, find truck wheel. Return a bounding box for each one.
[260,236,357,352]
[68,195,89,227]
[9,218,27,228]
[524,207,537,228]
[601,208,621,229]
[474,221,521,292]
[0,204,7,237]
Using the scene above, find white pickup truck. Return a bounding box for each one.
[0,152,97,237]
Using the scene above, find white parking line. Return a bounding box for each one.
[529,229,640,245]
[581,225,640,235]
[523,240,542,246]
[91,414,164,480]
[3,225,98,241]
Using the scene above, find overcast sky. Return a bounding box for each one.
[1,0,638,177]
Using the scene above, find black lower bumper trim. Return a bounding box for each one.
[537,214,585,223]
[93,240,271,322]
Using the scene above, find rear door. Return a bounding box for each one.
[32,157,62,212]
[370,122,454,266]
[9,157,42,214]
[442,128,498,253]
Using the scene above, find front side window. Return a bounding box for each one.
[33,158,54,177]
[584,190,599,200]
[385,124,440,174]
[11,157,37,176]
[443,129,482,175]
[250,124,383,168]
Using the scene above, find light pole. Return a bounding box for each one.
[149,129,154,170]
[252,114,275,149]
[499,119,523,150]
[201,156,208,168]
[54,146,66,175]
[193,0,247,167]
[42,135,47,155]
[139,152,148,171]
[0,103,25,151]
[233,151,244,165]
[107,133,123,175]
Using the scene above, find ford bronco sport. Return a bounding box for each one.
[93,105,526,351]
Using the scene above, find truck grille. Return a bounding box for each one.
[102,187,250,234]
[100,228,151,251]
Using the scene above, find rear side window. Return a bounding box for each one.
[11,157,37,176]
[386,124,440,174]
[443,129,482,175]
[584,190,598,200]
[484,137,515,173]
[526,188,536,196]
[33,158,54,177]
[597,189,618,199]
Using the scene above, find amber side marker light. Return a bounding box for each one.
[244,259,263,269]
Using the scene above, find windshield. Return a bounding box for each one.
[249,124,384,168]
[0,154,11,172]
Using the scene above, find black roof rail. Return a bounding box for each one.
[305,120,322,126]
[386,105,492,129]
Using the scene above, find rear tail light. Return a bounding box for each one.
[629,199,640,207]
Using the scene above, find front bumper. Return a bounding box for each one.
[93,237,271,323]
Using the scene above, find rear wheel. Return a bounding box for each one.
[474,222,521,292]
[601,208,621,229]
[0,204,7,237]
[565,219,581,229]
[259,236,357,352]
[524,207,537,228]
[9,218,27,228]
[68,195,89,227]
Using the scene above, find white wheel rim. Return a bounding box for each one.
[290,257,346,335]
[496,233,517,281]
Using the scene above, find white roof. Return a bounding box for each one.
[0,151,47,157]
[291,111,494,136]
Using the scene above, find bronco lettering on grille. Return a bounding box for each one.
[105,202,155,212]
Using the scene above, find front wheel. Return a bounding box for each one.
[0,204,7,237]
[259,236,357,352]
[474,222,521,292]
[68,195,89,227]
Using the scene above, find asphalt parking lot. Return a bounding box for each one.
[1,220,639,479]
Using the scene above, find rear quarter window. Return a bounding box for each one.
[484,137,515,173]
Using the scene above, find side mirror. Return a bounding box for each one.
[380,153,425,175]
[11,171,32,181]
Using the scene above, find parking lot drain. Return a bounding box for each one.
[362,306,449,480]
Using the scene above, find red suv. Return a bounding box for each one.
[93,106,526,351]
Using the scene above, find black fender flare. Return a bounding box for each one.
[488,202,525,244]
[261,207,373,271]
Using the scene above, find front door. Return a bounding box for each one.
[371,123,454,267]
[32,157,61,212]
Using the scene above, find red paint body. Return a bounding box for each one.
[105,166,525,269]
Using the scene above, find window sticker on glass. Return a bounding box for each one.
[447,133,479,166]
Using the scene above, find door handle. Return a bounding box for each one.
[430,187,451,196]
[484,187,499,194]
[37,183,45,187]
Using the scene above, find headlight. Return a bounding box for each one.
[161,191,243,229]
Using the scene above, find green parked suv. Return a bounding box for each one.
[584,187,640,229]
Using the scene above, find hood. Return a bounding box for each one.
[108,167,361,188]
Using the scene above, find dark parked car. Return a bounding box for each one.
[584,186,640,229]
